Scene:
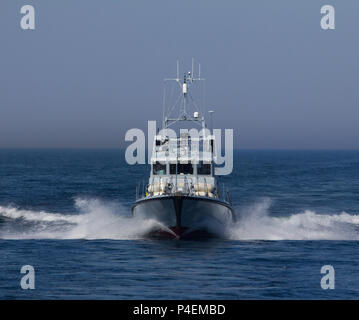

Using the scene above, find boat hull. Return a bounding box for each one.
[131,195,235,239]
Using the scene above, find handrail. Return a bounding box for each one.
[136,177,231,203]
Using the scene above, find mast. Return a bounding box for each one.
[163,59,206,129]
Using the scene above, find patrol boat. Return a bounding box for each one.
[131,61,235,239]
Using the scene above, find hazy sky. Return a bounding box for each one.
[0,0,358,149]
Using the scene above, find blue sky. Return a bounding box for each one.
[0,0,358,149]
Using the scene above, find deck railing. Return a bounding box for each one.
[135,178,232,205]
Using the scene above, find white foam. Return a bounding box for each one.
[0,198,166,240]
[0,206,80,223]
[226,198,359,240]
[1,197,358,240]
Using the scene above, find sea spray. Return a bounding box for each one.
[226,198,359,240]
[1,197,359,240]
[0,198,167,240]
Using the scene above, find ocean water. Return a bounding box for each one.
[0,149,359,299]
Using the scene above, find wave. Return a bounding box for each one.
[0,198,168,240]
[0,197,358,240]
[227,198,359,240]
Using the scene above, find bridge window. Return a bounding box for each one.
[153,162,166,175]
[170,163,193,174]
[197,161,211,175]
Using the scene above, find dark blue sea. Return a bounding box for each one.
[0,149,359,299]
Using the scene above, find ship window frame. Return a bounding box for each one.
[170,162,194,175]
[197,161,211,175]
[153,161,167,175]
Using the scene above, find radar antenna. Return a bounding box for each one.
[162,59,206,130]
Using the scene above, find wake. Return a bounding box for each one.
[226,198,359,240]
[0,198,168,240]
[0,197,358,240]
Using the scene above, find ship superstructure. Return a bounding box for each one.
[132,61,234,239]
